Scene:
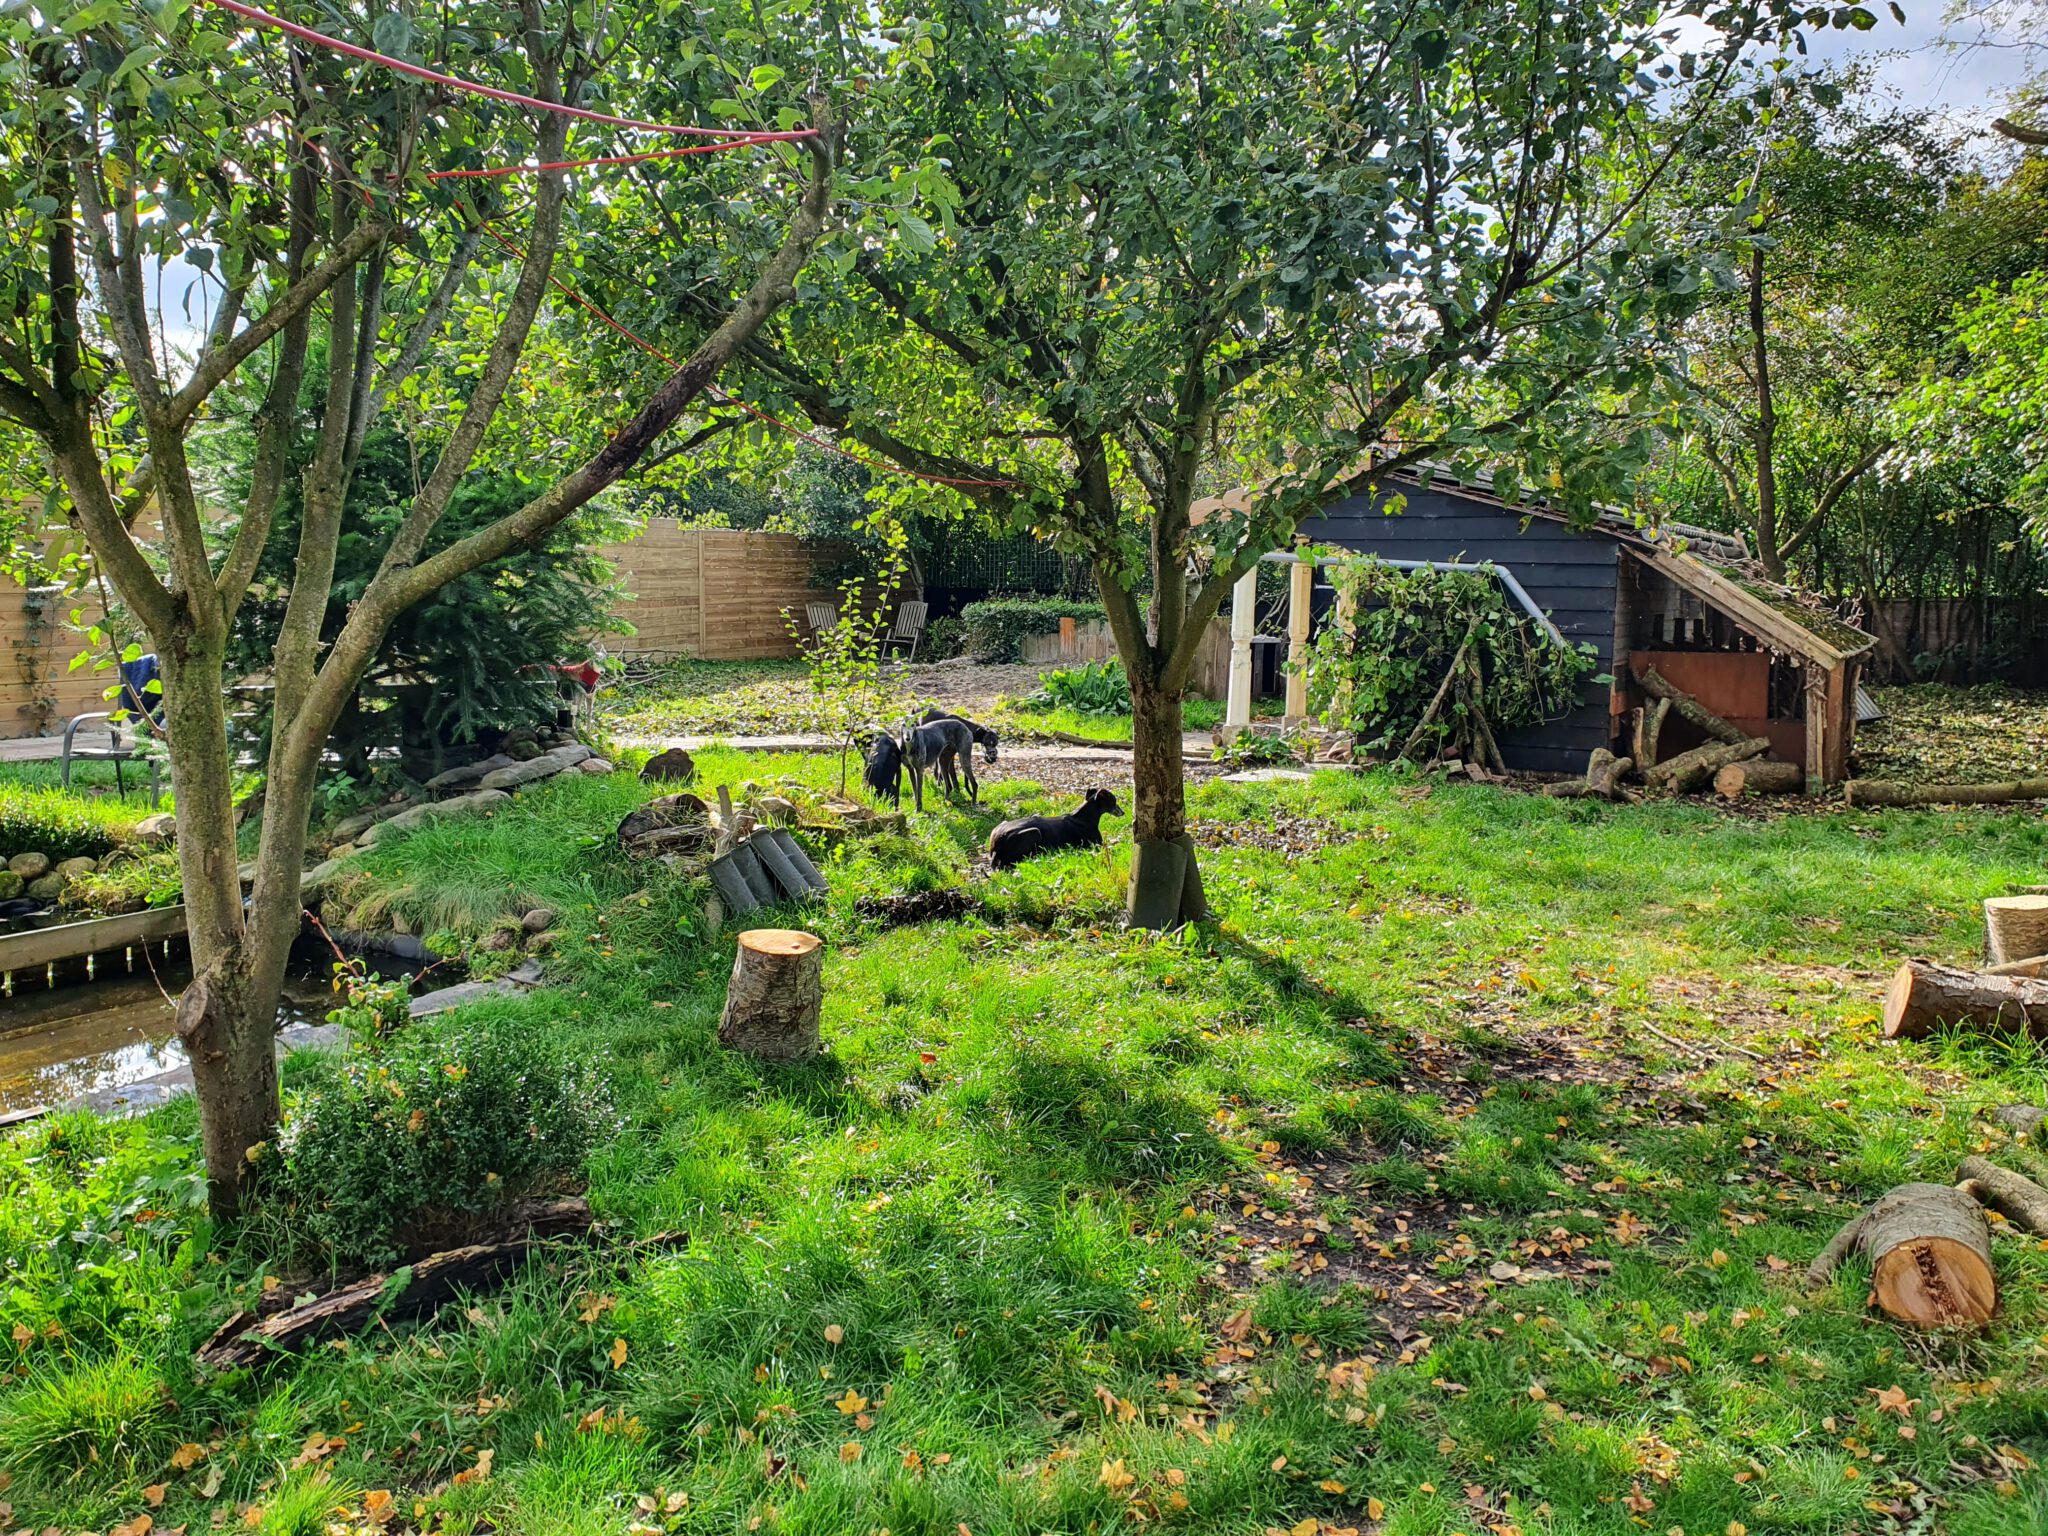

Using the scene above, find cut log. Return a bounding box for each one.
[1882,960,2048,1041]
[1845,777,2048,809]
[1714,759,1805,799]
[1990,1104,2048,1142]
[1543,749,1639,802]
[1638,666,1748,746]
[1804,1182,1996,1328]
[1633,697,1672,769]
[1984,895,2048,968]
[1957,1156,2048,1236]
[718,929,825,1061]
[1643,735,1769,794]
[198,1197,596,1371]
[1987,953,2048,979]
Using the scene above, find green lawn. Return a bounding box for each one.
[4,760,2047,1535]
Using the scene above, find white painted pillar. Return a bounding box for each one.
[1226,566,1257,731]
[1284,550,1313,723]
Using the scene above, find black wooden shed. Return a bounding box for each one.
[1245,467,1878,782]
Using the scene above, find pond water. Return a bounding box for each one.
[0,942,429,1116]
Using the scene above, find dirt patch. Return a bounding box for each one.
[854,888,982,928]
[1190,807,1371,857]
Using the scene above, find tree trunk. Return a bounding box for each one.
[1883,960,2048,1041]
[718,929,825,1060]
[1805,1182,1996,1327]
[1127,669,1205,929]
[160,641,282,1220]
[1638,666,1748,747]
[1714,760,1805,799]
[1845,778,2048,808]
[1643,736,1769,793]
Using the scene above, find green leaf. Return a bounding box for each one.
[749,64,785,91]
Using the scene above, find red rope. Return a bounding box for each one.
[480,227,1016,490]
[428,138,795,180]
[197,0,816,143]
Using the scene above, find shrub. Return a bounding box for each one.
[920,614,967,660]
[0,782,143,862]
[1024,659,1131,715]
[958,597,1106,662]
[262,1022,616,1266]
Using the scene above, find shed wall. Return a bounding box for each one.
[1297,483,1619,774]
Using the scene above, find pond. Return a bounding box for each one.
[0,940,435,1117]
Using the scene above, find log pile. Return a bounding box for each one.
[1547,668,1803,802]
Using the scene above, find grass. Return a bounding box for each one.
[2,757,2047,1533]
[0,778,159,863]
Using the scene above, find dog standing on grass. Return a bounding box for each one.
[903,712,999,810]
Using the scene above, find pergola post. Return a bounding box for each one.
[1226,566,1257,733]
[1284,547,1313,723]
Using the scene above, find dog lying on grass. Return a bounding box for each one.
[987,788,1123,869]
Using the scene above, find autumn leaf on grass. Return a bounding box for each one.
[143,1483,167,1507]
[109,1516,153,1536]
[1367,1496,1386,1520]
[1221,1307,1254,1342]
[578,1293,619,1324]
[292,1432,343,1469]
[835,1388,869,1415]
[1098,1458,1136,1495]
[839,1442,863,1463]
[609,1336,629,1369]
[823,1323,844,1345]
[363,1489,395,1526]
[169,1442,207,1470]
[452,1448,494,1486]
[1868,1384,1918,1417]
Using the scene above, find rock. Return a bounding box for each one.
[26,873,63,899]
[520,908,556,935]
[134,812,177,846]
[0,871,22,900]
[640,747,696,784]
[757,795,798,826]
[55,856,97,880]
[579,758,615,775]
[356,787,512,844]
[479,927,521,953]
[301,857,347,897]
[506,739,543,761]
[8,852,50,880]
[526,931,556,955]
[424,753,517,792]
[549,743,595,770]
[331,802,412,843]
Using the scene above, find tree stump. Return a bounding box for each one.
[1806,1182,1996,1328]
[718,929,825,1061]
[1882,960,2048,1041]
[1985,895,2048,968]
[1714,760,1804,799]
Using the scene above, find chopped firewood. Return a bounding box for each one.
[1986,952,2048,979]
[1845,777,2048,808]
[1882,960,2048,1041]
[1643,736,1769,794]
[1714,759,1805,799]
[1957,1156,2048,1237]
[1805,1182,1996,1328]
[1543,748,1639,802]
[1990,1104,2048,1142]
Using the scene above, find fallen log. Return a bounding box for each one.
[1638,666,1749,746]
[1986,952,2048,979]
[1990,1104,2048,1141]
[1714,759,1805,799]
[1050,730,1133,750]
[198,1197,598,1371]
[1845,777,2048,809]
[1805,1182,1996,1327]
[1957,1156,2048,1236]
[1542,748,1639,802]
[1882,960,2048,1041]
[1643,735,1769,794]
[1633,697,1672,770]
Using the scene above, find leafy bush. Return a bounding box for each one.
[59,847,182,915]
[0,781,143,862]
[958,597,1106,662]
[920,614,967,660]
[1025,659,1131,715]
[1304,560,1598,760]
[1216,729,1306,768]
[262,1023,616,1266]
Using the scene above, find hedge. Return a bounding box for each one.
[957,597,1107,663]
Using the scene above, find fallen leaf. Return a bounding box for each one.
[824,1323,845,1345]
[609,1337,629,1369]
[363,1489,395,1526]
[143,1485,166,1508]
[1288,1519,1318,1536]
[1099,1458,1135,1494]
[1868,1384,1917,1418]
[1221,1307,1254,1342]
[839,1442,863,1463]
[169,1443,207,1470]
[1368,1496,1386,1520]
[109,1517,152,1536]
[1319,1478,1347,1493]
[835,1388,869,1415]
[577,1293,618,1324]
[452,1448,494,1486]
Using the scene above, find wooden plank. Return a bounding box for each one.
[0,905,187,973]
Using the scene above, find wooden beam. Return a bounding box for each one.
[0,904,187,973]
[1284,551,1312,722]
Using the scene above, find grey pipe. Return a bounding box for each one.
[1262,551,1566,648]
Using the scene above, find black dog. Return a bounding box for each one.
[987,788,1123,869]
[861,731,905,807]
[919,707,1001,766]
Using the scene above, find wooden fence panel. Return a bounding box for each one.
[0,579,107,739]
[603,523,845,661]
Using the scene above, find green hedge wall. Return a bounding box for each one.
[958,597,1107,663]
